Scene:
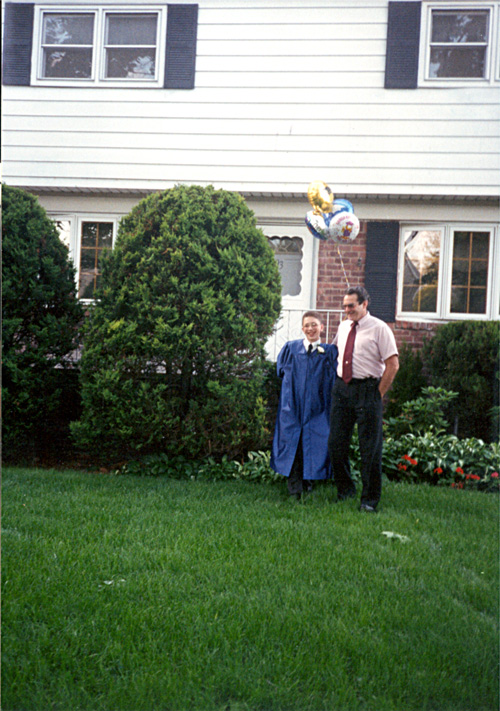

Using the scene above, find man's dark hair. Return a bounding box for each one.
[346,286,370,305]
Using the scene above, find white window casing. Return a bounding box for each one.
[32,6,167,88]
[398,222,499,321]
[419,1,500,86]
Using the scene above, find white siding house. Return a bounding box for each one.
[3,0,500,354]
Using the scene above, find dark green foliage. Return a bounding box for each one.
[2,185,84,461]
[422,321,500,441]
[384,386,458,438]
[116,450,281,483]
[71,185,282,461]
[384,341,427,419]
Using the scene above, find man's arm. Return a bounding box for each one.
[379,354,399,398]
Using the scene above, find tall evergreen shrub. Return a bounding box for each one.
[2,185,83,460]
[384,341,427,419]
[422,321,500,441]
[71,185,282,460]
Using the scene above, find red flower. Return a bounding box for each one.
[491,472,499,478]
[434,467,443,474]
[397,463,407,471]
[469,474,481,481]
[408,458,418,466]
[455,467,464,475]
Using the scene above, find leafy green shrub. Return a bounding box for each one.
[71,185,281,461]
[384,386,458,438]
[385,341,427,419]
[383,432,499,491]
[116,450,281,484]
[2,185,83,462]
[423,321,500,441]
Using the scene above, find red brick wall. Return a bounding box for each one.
[316,221,440,351]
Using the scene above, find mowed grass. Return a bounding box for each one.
[2,467,498,711]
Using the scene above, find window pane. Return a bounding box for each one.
[99,223,114,248]
[79,223,113,298]
[81,222,97,246]
[471,232,490,259]
[106,14,157,45]
[54,219,72,248]
[79,271,97,299]
[431,11,488,43]
[43,48,92,78]
[43,14,94,45]
[450,231,489,314]
[451,287,486,314]
[80,249,97,271]
[429,47,486,78]
[401,230,441,313]
[105,49,156,78]
[267,237,303,297]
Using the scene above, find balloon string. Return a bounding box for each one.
[336,244,350,289]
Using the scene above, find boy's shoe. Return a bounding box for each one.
[337,489,356,502]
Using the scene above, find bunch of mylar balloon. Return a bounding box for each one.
[305,181,360,243]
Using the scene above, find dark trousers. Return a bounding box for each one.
[328,378,383,508]
[287,433,313,496]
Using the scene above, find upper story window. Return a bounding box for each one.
[385,2,500,88]
[398,223,499,320]
[3,3,198,89]
[35,8,165,86]
[420,3,500,85]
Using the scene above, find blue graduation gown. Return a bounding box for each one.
[271,340,338,480]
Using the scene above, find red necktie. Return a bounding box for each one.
[342,322,357,383]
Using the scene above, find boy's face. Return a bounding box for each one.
[302,317,323,343]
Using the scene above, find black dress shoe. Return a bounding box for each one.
[337,489,356,502]
[359,503,377,513]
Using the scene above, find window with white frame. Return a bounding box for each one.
[267,236,304,297]
[34,7,166,86]
[398,224,499,320]
[420,2,500,85]
[52,215,117,300]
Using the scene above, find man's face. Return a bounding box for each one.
[343,295,368,322]
[302,317,323,343]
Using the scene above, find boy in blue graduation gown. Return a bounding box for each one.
[271,311,338,498]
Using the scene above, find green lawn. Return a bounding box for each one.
[2,466,498,711]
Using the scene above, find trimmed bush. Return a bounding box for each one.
[2,185,83,462]
[423,321,500,441]
[384,341,427,419]
[71,185,282,461]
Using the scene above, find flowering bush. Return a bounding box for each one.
[383,432,500,492]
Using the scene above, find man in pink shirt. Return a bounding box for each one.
[328,286,399,512]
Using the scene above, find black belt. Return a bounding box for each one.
[339,377,380,385]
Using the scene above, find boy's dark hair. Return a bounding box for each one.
[302,310,324,323]
[346,286,370,305]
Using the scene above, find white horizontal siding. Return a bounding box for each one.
[2,0,500,197]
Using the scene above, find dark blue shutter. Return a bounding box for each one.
[385,1,421,89]
[164,4,198,89]
[3,3,34,86]
[365,222,400,322]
